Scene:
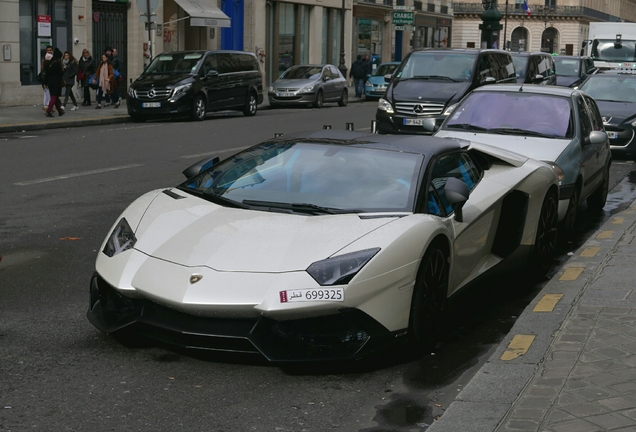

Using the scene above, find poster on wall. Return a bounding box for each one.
[38,15,51,37]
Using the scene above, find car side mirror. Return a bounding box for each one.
[482,76,496,85]
[444,177,470,223]
[183,156,220,179]
[323,76,330,82]
[585,130,608,146]
[532,74,544,84]
[206,70,219,78]
[384,74,393,83]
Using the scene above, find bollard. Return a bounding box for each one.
[371,120,378,134]
[346,122,354,131]
[323,125,332,129]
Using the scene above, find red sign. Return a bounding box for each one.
[93,12,100,22]
[37,15,51,37]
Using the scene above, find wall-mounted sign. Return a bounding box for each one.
[37,15,51,37]
[393,12,414,26]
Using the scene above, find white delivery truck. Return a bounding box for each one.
[582,22,636,69]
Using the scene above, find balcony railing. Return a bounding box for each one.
[452,2,630,22]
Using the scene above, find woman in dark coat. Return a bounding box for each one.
[78,49,96,106]
[45,48,65,117]
[62,51,79,110]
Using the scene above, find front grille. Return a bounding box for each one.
[275,87,300,92]
[395,101,444,116]
[133,88,173,101]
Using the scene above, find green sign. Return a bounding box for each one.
[393,11,414,26]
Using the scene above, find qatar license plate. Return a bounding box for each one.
[142,102,161,108]
[404,118,425,126]
[279,288,344,303]
[277,92,295,97]
[607,131,619,139]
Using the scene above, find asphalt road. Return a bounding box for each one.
[1,102,635,432]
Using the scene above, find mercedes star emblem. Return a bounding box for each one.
[148,89,156,98]
[413,104,424,114]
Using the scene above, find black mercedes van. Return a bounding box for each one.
[375,48,517,134]
[127,50,263,122]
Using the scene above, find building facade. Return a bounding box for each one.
[451,0,636,54]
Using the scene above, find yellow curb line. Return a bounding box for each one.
[613,217,625,224]
[501,335,536,361]
[580,247,601,257]
[560,267,584,281]
[596,231,614,239]
[533,294,564,312]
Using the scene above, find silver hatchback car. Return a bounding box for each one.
[268,64,348,109]
[435,84,611,232]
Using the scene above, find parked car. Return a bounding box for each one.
[376,48,517,135]
[579,69,636,159]
[554,55,597,87]
[268,64,348,108]
[364,61,401,100]
[87,129,559,362]
[126,50,263,122]
[510,51,557,85]
[435,84,612,232]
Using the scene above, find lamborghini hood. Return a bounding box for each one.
[132,190,399,272]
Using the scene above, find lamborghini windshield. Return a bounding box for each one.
[180,141,422,213]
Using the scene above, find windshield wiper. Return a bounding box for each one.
[242,200,357,215]
[177,186,250,209]
[411,75,458,82]
[445,123,489,132]
[488,128,554,138]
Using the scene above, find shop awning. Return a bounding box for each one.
[173,0,231,28]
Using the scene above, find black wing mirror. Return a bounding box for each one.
[183,156,220,179]
[444,177,470,223]
[206,70,219,78]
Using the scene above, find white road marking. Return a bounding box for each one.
[14,164,144,186]
[180,146,248,159]
[18,136,38,139]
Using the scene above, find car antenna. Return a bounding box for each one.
[519,83,524,92]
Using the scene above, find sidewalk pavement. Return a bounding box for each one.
[428,204,636,432]
[4,94,636,432]
[0,90,370,134]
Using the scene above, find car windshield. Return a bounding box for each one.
[512,56,529,78]
[280,66,323,80]
[580,76,636,103]
[179,141,422,213]
[444,92,573,138]
[144,53,203,74]
[396,52,476,81]
[591,39,636,62]
[374,63,399,76]
[555,58,580,76]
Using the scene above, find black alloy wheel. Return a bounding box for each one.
[409,243,449,352]
[243,92,257,116]
[338,89,348,107]
[191,95,206,121]
[530,190,559,276]
[314,90,324,109]
[562,184,580,233]
[587,164,610,211]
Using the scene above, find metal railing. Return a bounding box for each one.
[452,2,630,22]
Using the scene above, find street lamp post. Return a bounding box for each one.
[338,0,348,78]
[479,0,503,49]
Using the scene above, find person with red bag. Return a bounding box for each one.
[78,49,96,106]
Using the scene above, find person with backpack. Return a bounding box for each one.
[349,55,367,98]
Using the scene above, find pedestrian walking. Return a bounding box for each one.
[350,55,366,98]
[45,48,65,117]
[363,54,373,76]
[40,46,53,111]
[78,49,96,106]
[92,53,116,109]
[62,51,79,111]
[110,48,122,108]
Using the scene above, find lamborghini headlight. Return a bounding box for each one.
[378,98,394,114]
[306,248,380,286]
[102,218,137,257]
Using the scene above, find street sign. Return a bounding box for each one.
[393,11,414,26]
[137,0,159,16]
[394,25,414,31]
[393,5,414,10]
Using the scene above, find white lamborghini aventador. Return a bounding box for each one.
[88,129,559,362]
